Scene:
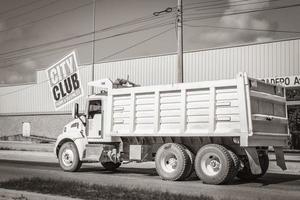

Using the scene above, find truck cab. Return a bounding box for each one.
[54,79,133,172]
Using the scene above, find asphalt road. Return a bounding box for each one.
[0,157,300,200]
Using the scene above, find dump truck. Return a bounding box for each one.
[54,72,290,185]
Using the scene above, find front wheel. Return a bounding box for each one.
[58,142,82,172]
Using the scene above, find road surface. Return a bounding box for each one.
[0,156,300,200]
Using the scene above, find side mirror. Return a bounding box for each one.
[72,103,79,119]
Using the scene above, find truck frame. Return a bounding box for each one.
[54,73,290,185]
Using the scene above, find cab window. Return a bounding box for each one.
[88,100,102,119]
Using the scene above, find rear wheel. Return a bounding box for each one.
[155,143,190,181]
[58,142,82,172]
[183,147,195,180]
[101,162,121,171]
[227,150,241,183]
[237,152,269,181]
[194,144,235,185]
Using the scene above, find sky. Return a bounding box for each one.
[0,0,300,85]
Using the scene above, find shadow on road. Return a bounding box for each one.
[2,159,300,186]
[79,166,158,176]
[80,166,300,185]
[231,173,300,186]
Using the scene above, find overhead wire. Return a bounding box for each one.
[95,26,174,63]
[0,1,299,64]
[183,0,227,7]
[0,1,93,34]
[0,13,174,58]
[3,0,60,21]
[0,18,175,68]
[0,0,175,35]
[1,0,299,83]
[184,23,300,34]
[0,0,41,16]
[184,2,300,22]
[0,0,281,59]
[1,0,297,60]
[0,0,299,68]
[183,0,284,12]
[0,26,174,97]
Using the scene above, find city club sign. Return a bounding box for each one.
[46,51,83,110]
[261,75,300,87]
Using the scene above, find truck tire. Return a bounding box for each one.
[155,143,190,181]
[194,144,235,185]
[101,162,121,171]
[183,147,195,180]
[226,150,241,183]
[237,152,269,181]
[58,142,82,172]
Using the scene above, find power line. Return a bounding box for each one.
[0,31,92,57]
[185,2,300,22]
[0,2,93,34]
[184,23,300,34]
[0,45,84,70]
[184,0,285,15]
[96,26,174,62]
[0,1,173,35]
[1,1,297,64]
[0,20,174,67]
[0,0,289,58]
[3,0,60,21]
[0,26,173,96]
[183,0,227,8]
[184,0,284,11]
[0,1,298,63]
[0,14,174,58]
[0,0,41,16]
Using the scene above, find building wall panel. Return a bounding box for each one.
[0,38,300,114]
[0,66,92,114]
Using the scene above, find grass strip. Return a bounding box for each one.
[0,177,214,200]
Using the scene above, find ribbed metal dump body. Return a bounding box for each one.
[249,79,288,136]
[110,76,242,137]
[109,74,289,147]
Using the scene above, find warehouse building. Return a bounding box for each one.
[0,37,300,149]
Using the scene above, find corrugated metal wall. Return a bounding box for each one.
[1,38,300,114]
[95,54,177,86]
[0,66,91,114]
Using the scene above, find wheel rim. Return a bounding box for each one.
[201,153,221,176]
[161,153,178,173]
[61,148,74,167]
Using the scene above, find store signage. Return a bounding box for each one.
[261,75,300,87]
[46,51,83,110]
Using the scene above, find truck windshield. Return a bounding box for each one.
[88,100,102,119]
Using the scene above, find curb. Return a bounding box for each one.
[0,141,54,152]
[0,188,82,200]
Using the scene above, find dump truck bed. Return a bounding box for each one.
[107,73,289,147]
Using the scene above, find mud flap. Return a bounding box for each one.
[274,147,287,170]
[244,147,262,175]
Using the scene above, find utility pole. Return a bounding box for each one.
[91,0,96,94]
[153,3,183,83]
[176,0,183,83]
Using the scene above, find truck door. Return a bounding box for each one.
[87,100,103,138]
